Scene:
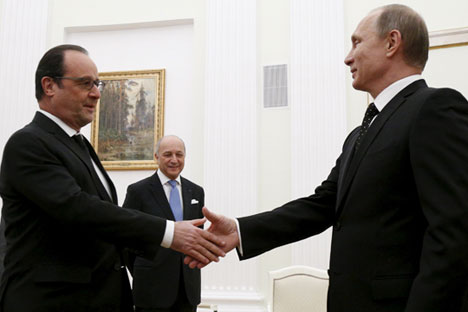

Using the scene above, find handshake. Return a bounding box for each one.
[171,207,238,269]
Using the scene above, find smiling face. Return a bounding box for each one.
[344,10,390,98]
[43,50,100,131]
[156,136,186,180]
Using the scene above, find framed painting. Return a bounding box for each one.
[91,69,165,170]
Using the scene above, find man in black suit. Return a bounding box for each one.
[187,4,468,311]
[124,135,204,312]
[0,44,225,312]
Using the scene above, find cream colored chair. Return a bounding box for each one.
[268,265,329,312]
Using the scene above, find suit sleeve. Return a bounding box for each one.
[198,187,205,228]
[0,130,165,260]
[121,184,142,272]
[406,88,468,311]
[237,157,339,259]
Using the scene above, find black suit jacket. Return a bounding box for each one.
[238,80,468,312]
[123,173,204,309]
[0,112,167,312]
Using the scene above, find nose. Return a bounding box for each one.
[344,50,353,66]
[89,86,101,99]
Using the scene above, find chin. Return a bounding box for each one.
[169,171,180,178]
[352,81,364,92]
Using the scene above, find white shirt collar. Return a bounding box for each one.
[373,74,423,112]
[38,109,78,137]
[157,170,181,185]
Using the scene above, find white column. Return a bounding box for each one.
[0,0,49,214]
[290,0,347,269]
[0,0,49,156]
[202,0,263,311]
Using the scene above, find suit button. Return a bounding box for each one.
[334,222,342,231]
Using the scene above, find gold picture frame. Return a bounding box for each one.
[91,69,165,170]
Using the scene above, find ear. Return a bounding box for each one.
[41,77,56,97]
[386,29,402,58]
[154,153,159,162]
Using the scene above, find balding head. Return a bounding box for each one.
[155,135,186,180]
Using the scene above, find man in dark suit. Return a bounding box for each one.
[124,135,204,312]
[186,4,468,311]
[0,44,225,312]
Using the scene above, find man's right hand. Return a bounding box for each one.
[171,218,226,265]
[184,207,240,269]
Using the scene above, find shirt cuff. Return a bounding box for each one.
[235,218,244,256]
[161,220,174,248]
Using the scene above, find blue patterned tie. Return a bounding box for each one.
[168,180,183,221]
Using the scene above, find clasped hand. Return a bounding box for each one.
[179,207,240,269]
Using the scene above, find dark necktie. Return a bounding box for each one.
[72,134,110,201]
[355,103,379,151]
[72,134,89,156]
[168,180,183,221]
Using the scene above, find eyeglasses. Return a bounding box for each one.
[54,76,106,92]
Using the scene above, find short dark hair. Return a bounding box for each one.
[35,44,88,101]
[375,4,429,70]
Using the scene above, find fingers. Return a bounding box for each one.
[200,227,226,248]
[196,230,226,259]
[184,255,207,269]
[172,221,226,265]
[190,217,206,227]
[184,255,192,265]
[186,245,216,265]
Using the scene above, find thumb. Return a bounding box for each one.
[202,206,219,223]
[190,217,206,227]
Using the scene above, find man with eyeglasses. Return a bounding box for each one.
[0,44,226,312]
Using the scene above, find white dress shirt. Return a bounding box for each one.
[373,74,423,114]
[158,170,183,248]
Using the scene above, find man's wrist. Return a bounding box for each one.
[234,218,243,256]
[161,220,174,248]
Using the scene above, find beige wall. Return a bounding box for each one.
[256,0,292,294]
[48,0,207,192]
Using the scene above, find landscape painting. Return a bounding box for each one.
[91,69,165,170]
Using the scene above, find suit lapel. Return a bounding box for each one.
[181,178,194,220]
[34,113,89,169]
[83,137,117,203]
[33,113,114,203]
[149,173,176,220]
[336,127,360,209]
[336,80,427,212]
